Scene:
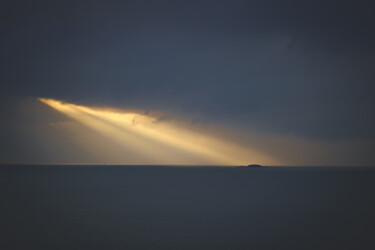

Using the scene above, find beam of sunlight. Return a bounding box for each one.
[39,98,277,165]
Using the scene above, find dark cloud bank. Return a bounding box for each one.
[1,0,375,144]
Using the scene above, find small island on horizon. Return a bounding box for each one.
[239,164,263,168]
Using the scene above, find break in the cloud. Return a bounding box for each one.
[37,98,277,165]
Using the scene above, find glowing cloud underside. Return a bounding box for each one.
[39,98,276,165]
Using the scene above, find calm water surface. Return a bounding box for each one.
[1,165,374,249]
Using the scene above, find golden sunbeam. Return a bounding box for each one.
[39,98,277,165]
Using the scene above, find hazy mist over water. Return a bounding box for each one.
[1,165,374,249]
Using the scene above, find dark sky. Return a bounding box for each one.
[1,0,375,164]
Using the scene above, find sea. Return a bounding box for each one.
[1,165,374,250]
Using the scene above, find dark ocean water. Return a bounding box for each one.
[1,165,374,250]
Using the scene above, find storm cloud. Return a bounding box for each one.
[1,0,375,164]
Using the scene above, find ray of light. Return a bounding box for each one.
[39,98,277,165]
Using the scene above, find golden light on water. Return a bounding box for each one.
[39,98,276,165]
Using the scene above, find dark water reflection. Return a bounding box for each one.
[1,165,374,249]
